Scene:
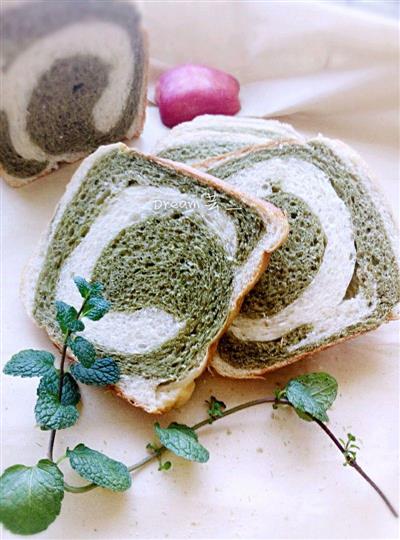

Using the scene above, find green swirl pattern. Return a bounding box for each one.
[32,147,267,383]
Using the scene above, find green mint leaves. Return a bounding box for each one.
[82,297,111,321]
[55,276,109,336]
[71,358,120,386]
[35,392,79,431]
[2,268,391,535]
[155,422,209,463]
[74,276,103,300]
[37,371,81,407]
[55,301,85,334]
[206,396,226,421]
[3,349,56,378]
[339,433,360,466]
[66,444,131,492]
[0,460,64,535]
[35,370,80,430]
[58,276,119,386]
[284,372,338,422]
[69,336,96,368]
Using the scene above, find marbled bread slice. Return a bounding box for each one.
[21,143,288,412]
[154,115,303,164]
[1,0,148,187]
[199,138,400,377]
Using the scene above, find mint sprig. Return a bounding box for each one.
[1,276,121,534]
[1,277,398,535]
[206,396,226,421]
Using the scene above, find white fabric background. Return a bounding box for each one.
[1,1,399,539]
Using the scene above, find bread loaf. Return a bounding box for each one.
[1,0,148,186]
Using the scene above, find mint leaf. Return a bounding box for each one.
[35,392,79,430]
[206,396,226,420]
[82,296,111,321]
[89,282,104,297]
[3,349,55,378]
[285,372,338,422]
[158,460,172,471]
[155,422,209,463]
[69,336,96,367]
[66,444,131,492]
[73,276,92,299]
[55,301,84,334]
[70,357,119,386]
[37,371,80,406]
[74,276,104,299]
[0,459,64,535]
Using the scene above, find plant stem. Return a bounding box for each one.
[47,333,70,462]
[312,417,398,518]
[62,397,398,517]
[48,304,85,462]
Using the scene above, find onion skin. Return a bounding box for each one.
[155,64,241,128]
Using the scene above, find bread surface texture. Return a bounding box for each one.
[21,143,288,412]
[1,0,148,186]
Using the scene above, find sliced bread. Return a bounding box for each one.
[1,0,148,187]
[21,143,288,412]
[198,138,400,377]
[154,114,303,164]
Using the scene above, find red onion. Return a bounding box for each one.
[155,64,241,128]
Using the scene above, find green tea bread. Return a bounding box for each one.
[21,143,288,412]
[199,138,400,377]
[154,114,303,164]
[1,0,148,187]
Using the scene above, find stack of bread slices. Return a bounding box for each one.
[3,3,397,413]
[20,114,400,413]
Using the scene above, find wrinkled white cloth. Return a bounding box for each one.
[139,0,398,145]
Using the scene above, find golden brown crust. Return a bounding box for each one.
[195,138,302,171]
[211,314,396,380]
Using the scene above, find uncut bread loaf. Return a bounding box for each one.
[197,138,400,377]
[1,0,148,187]
[21,143,288,412]
[154,114,303,164]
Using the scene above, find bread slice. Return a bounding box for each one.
[154,114,303,164]
[21,143,288,412]
[1,0,148,187]
[196,138,400,377]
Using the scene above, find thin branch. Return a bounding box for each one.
[312,417,398,518]
[48,304,85,461]
[62,396,398,517]
[47,334,70,461]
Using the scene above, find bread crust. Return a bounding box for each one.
[20,143,288,413]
